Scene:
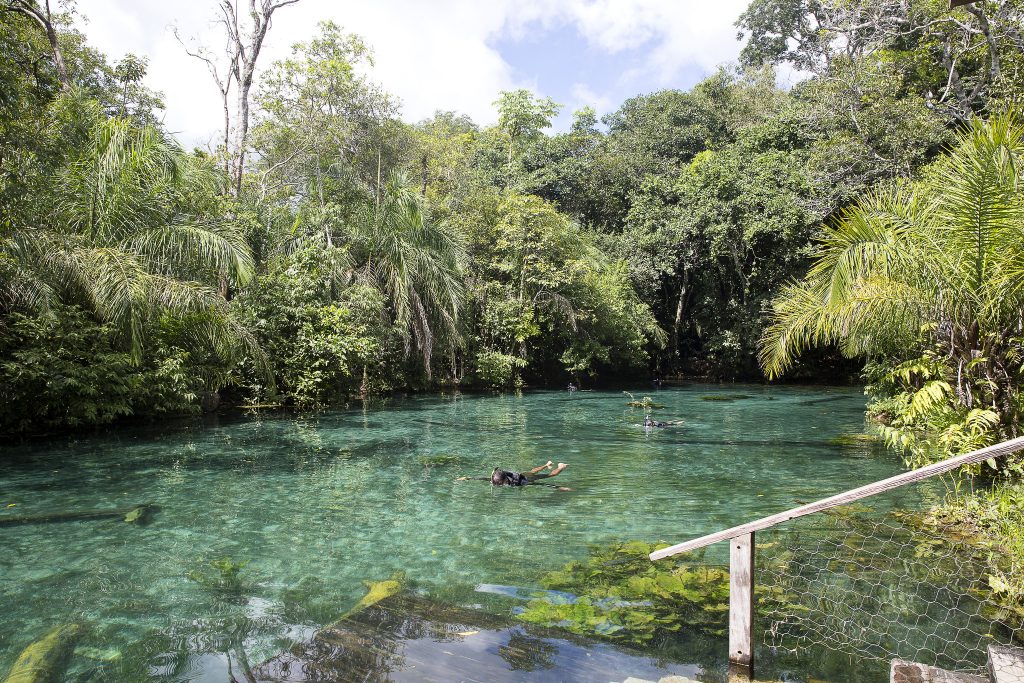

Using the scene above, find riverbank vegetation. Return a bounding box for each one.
[3,0,1017,433]
[1,0,1023,611]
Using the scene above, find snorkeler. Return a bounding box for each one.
[643,415,667,428]
[456,461,570,490]
[643,415,683,428]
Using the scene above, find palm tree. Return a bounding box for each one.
[0,95,259,372]
[760,112,1024,427]
[346,170,465,375]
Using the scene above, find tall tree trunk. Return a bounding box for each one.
[376,146,382,210]
[221,89,232,178]
[8,0,70,88]
[671,271,691,362]
[219,0,301,197]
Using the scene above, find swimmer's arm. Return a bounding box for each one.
[455,476,491,481]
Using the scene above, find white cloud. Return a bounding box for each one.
[76,0,749,148]
[569,83,614,115]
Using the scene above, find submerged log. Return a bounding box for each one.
[0,503,158,527]
[329,571,406,626]
[3,623,83,683]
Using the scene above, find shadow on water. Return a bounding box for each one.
[253,592,713,683]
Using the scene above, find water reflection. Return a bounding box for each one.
[254,594,701,682]
[0,386,904,682]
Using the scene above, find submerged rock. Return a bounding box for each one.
[3,623,83,683]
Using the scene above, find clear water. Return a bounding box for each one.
[0,385,907,681]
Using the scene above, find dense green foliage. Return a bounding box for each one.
[1,0,1022,435]
[0,304,200,433]
[759,113,1024,611]
[761,114,1024,466]
[1,0,1023,650]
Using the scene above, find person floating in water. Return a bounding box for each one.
[456,461,570,490]
[643,415,667,428]
[643,415,683,428]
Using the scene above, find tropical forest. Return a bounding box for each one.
[1,0,1023,681]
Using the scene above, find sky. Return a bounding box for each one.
[75,0,752,150]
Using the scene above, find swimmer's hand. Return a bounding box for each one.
[557,486,572,492]
[455,476,469,481]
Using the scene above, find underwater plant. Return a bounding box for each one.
[516,540,729,644]
[188,557,251,596]
[623,392,665,409]
[516,540,801,646]
[416,453,462,467]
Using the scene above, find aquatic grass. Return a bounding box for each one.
[623,391,665,409]
[187,557,252,596]
[516,541,732,644]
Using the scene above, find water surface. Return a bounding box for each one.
[0,385,902,681]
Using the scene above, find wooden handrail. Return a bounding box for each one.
[650,434,1024,561]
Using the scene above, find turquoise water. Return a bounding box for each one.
[0,385,905,681]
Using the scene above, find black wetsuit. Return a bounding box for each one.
[491,468,550,486]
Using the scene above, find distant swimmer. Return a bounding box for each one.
[643,415,682,428]
[567,382,578,392]
[457,461,571,490]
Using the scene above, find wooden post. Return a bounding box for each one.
[729,532,754,677]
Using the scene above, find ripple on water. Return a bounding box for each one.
[0,385,901,681]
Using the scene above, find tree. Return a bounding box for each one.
[737,0,1024,119]
[760,112,1024,441]
[494,89,561,171]
[454,191,661,386]
[347,171,465,375]
[0,95,255,365]
[252,21,397,227]
[179,0,301,195]
[2,0,70,87]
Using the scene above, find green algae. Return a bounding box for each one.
[187,557,251,595]
[516,541,729,644]
[343,571,406,618]
[516,540,803,646]
[623,392,665,409]
[3,623,83,683]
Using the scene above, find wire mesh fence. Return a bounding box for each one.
[752,482,1023,676]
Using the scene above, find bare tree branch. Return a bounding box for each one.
[2,0,70,87]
